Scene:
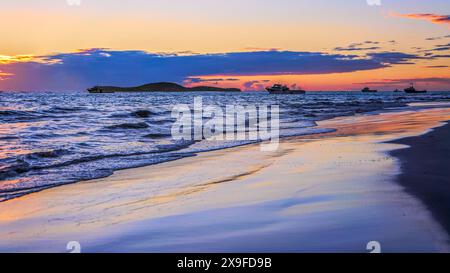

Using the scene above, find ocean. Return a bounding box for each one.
[1,91,449,202]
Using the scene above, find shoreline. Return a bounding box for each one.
[2,95,450,204]
[1,107,450,252]
[0,92,408,203]
[390,122,450,238]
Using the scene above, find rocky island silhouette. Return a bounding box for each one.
[87,82,241,93]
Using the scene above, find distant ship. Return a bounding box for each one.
[361,87,377,93]
[393,89,402,93]
[266,84,305,94]
[404,83,427,94]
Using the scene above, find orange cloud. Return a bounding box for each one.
[391,12,450,25]
[0,55,35,64]
[0,71,13,81]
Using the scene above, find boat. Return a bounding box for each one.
[87,86,115,93]
[361,87,377,93]
[266,84,305,94]
[393,89,402,93]
[404,83,427,94]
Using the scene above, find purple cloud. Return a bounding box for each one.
[0,49,426,91]
[334,41,381,51]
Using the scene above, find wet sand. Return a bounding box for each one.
[1,106,450,252]
[390,122,450,237]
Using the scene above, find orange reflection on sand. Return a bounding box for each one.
[1,106,450,246]
[320,108,450,139]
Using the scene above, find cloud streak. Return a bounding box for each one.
[334,41,381,51]
[392,13,450,25]
[356,77,450,86]
[425,65,449,68]
[426,35,450,41]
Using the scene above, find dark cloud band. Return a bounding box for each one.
[0,49,426,91]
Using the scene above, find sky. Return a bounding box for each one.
[0,0,449,91]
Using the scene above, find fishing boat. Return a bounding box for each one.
[266,84,305,94]
[404,83,427,94]
[361,87,377,93]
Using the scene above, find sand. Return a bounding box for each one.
[390,123,450,236]
[1,105,450,252]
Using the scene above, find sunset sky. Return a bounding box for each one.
[0,0,449,91]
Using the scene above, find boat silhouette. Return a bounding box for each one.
[361,87,377,93]
[266,84,305,94]
[404,83,427,94]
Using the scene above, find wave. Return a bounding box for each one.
[132,109,155,118]
[0,109,55,123]
[110,109,171,118]
[24,149,70,159]
[0,109,37,117]
[0,161,30,180]
[2,91,450,202]
[106,122,150,129]
[0,136,20,140]
[45,106,87,114]
[0,110,18,116]
[149,118,176,125]
[143,133,172,139]
[0,185,53,203]
[0,140,196,182]
[155,141,196,153]
[0,149,71,179]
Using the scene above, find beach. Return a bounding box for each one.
[390,123,450,237]
[0,105,450,252]
[2,0,450,258]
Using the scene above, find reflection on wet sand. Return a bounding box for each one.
[319,108,450,138]
[0,107,450,252]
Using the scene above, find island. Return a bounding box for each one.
[87,82,241,93]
